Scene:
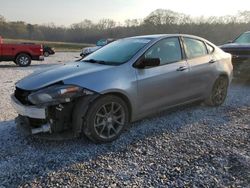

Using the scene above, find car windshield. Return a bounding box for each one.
[82,38,151,65]
[234,33,250,44]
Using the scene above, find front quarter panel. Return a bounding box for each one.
[63,63,138,118]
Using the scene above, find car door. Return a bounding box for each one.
[182,37,216,98]
[135,37,191,116]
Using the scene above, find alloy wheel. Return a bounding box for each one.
[211,78,228,105]
[94,102,125,139]
[19,56,29,66]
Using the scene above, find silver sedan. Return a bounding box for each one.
[11,34,233,143]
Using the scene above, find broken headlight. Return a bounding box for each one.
[28,84,94,106]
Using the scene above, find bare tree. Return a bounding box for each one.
[238,11,250,23]
[97,19,116,30]
[0,9,250,44]
[0,15,5,22]
[71,19,94,29]
[124,19,140,27]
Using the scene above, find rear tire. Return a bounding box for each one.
[74,95,129,143]
[15,53,31,67]
[205,76,229,106]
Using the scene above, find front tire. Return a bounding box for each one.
[44,51,50,57]
[15,54,31,67]
[74,95,129,143]
[205,76,229,106]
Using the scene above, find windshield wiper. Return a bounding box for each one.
[82,59,115,65]
[82,59,105,64]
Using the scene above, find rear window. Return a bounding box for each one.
[206,43,214,54]
[183,38,208,59]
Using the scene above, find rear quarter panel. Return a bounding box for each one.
[213,48,233,81]
[12,44,43,57]
[203,48,233,98]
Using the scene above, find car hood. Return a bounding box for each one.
[220,43,250,49]
[16,62,112,91]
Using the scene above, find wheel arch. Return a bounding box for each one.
[205,73,229,106]
[15,52,32,60]
[217,73,230,83]
[212,72,230,89]
[206,72,230,100]
[72,91,133,137]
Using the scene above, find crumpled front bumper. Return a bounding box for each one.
[11,95,51,136]
[11,95,46,119]
[15,115,50,135]
[15,115,76,140]
[11,93,98,140]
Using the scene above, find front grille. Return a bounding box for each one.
[14,87,32,105]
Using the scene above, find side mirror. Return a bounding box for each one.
[135,58,160,69]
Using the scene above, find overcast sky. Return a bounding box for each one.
[0,0,250,26]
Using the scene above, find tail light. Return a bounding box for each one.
[40,45,43,54]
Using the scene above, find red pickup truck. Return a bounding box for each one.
[0,36,44,67]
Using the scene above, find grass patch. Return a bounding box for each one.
[3,38,94,52]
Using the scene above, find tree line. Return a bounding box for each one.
[1,9,250,45]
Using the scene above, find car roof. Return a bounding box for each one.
[128,34,207,41]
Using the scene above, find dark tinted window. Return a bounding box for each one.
[184,38,207,59]
[145,37,182,65]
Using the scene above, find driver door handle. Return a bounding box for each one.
[176,66,188,71]
[209,59,216,64]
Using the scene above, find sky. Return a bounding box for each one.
[0,0,250,26]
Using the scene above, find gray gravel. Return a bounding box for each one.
[0,53,250,187]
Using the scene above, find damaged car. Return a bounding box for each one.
[11,34,233,143]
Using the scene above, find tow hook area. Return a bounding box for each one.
[31,124,51,135]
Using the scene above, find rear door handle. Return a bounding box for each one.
[209,59,216,64]
[176,66,188,71]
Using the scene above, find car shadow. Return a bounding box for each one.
[0,64,20,68]
[1,94,247,187]
[0,63,59,69]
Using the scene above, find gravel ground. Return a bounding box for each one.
[0,53,249,187]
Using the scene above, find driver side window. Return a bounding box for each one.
[144,37,182,65]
